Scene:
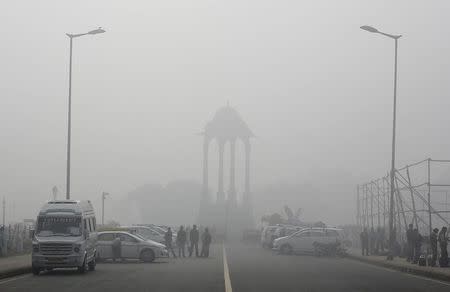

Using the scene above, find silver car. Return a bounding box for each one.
[96,231,168,262]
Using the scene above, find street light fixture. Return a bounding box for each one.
[88,28,106,35]
[65,27,106,200]
[360,25,401,260]
[360,25,379,33]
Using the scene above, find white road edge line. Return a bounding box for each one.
[0,274,31,285]
[354,259,450,287]
[223,245,233,292]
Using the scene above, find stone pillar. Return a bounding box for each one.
[201,136,210,204]
[243,137,254,228]
[243,138,251,204]
[217,139,225,203]
[228,139,237,205]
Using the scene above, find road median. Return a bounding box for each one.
[347,250,450,283]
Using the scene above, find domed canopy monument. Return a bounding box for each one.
[199,105,255,235]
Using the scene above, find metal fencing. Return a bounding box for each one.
[356,158,450,242]
[0,223,33,257]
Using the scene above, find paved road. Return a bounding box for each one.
[1,244,449,292]
[227,245,450,292]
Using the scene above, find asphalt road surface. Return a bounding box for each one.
[1,244,449,292]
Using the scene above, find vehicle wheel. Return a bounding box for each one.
[88,255,96,271]
[32,266,41,276]
[140,249,155,263]
[78,255,88,274]
[280,244,292,255]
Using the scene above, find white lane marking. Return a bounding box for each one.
[0,274,31,285]
[223,245,233,292]
[354,259,450,287]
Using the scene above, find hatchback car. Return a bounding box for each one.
[273,227,342,255]
[96,231,168,262]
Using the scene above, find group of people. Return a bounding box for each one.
[360,224,449,267]
[164,225,212,258]
[359,227,385,256]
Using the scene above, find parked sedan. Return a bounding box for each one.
[96,231,168,262]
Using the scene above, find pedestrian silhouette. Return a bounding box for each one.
[430,228,439,267]
[189,224,199,257]
[112,235,122,262]
[177,225,187,258]
[438,226,448,267]
[165,227,177,258]
[200,227,212,257]
[360,228,369,256]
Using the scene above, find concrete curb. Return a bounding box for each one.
[347,254,450,283]
[0,266,31,280]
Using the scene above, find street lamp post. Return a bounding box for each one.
[101,192,110,225]
[65,28,106,200]
[360,25,401,260]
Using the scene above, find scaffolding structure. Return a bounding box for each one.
[356,158,450,241]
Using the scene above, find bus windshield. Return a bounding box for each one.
[36,216,82,237]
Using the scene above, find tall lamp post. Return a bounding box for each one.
[360,25,401,260]
[65,28,106,200]
[101,192,110,225]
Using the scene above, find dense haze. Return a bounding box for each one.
[2,0,450,225]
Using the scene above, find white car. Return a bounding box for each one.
[133,224,177,245]
[273,225,303,238]
[122,226,166,245]
[96,231,168,262]
[273,227,342,255]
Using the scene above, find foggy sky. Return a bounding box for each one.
[2,0,450,225]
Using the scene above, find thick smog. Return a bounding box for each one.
[1,1,450,291]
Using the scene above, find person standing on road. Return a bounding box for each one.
[177,225,187,258]
[189,224,200,257]
[438,226,448,267]
[360,228,369,256]
[375,227,382,255]
[379,227,385,252]
[369,228,376,255]
[412,228,422,264]
[406,224,414,262]
[430,228,439,267]
[200,227,212,257]
[112,235,122,263]
[165,227,177,258]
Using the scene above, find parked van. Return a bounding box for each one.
[32,200,98,275]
